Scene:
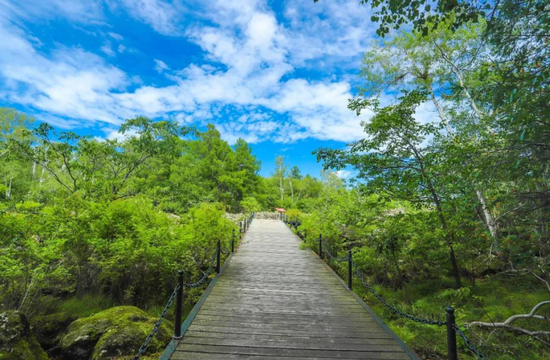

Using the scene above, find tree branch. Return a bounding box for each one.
[468,301,550,345]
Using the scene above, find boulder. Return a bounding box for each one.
[59,306,172,360]
[0,311,49,360]
[32,312,76,355]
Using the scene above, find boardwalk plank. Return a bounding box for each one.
[168,219,418,359]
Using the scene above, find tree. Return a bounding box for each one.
[0,108,35,201]
[170,126,260,212]
[317,90,463,287]
[241,197,261,213]
[274,156,287,203]
[10,117,188,200]
[359,19,501,250]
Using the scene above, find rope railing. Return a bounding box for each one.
[283,218,488,360]
[132,213,254,360]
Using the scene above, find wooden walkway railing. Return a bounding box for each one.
[161,219,418,359]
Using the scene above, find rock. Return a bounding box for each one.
[225,212,281,221]
[0,310,49,360]
[253,212,281,220]
[32,312,76,355]
[224,213,244,222]
[59,306,172,360]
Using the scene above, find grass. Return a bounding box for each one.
[352,274,550,359]
[55,294,116,318]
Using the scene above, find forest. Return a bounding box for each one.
[1,0,549,359]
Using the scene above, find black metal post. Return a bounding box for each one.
[174,270,184,338]
[347,250,353,290]
[446,307,458,360]
[231,229,235,253]
[318,234,323,259]
[216,239,221,274]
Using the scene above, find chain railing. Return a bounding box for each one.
[351,260,446,326]
[321,241,349,262]
[455,325,489,360]
[132,213,254,360]
[183,249,219,288]
[283,217,488,360]
[131,283,180,360]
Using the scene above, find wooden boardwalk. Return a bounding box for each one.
[168,219,418,359]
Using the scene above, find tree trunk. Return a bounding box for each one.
[288,179,294,207]
[6,178,11,199]
[431,186,462,288]
[410,143,462,288]
[476,188,499,250]
[427,75,499,252]
[427,85,454,135]
[279,176,284,202]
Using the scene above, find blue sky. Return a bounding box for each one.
[0,0,378,177]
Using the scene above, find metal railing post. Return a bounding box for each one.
[216,240,221,274]
[174,270,184,338]
[231,229,235,253]
[319,234,323,259]
[348,250,353,290]
[446,307,458,360]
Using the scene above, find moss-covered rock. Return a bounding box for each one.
[0,311,49,360]
[32,312,76,354]
[59,306,171,360]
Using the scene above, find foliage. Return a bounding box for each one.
[309,0,550,357]
[1,1,549,354]
[240,197,261,213]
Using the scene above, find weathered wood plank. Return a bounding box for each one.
[168,219,418,359]
[173,344,411,359]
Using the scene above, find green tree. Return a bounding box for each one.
[317,90,462,287]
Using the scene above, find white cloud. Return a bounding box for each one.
[154,59,169,73]
[0,0,379,143]
[335,170,353,179]
[0,0,104,24]
[101,42,116,57]
[108,32,124,40]
[0,16,129,126]
[117,0,185,36]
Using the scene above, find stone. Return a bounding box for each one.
[0,311,49,360]
[59,306,172,360]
